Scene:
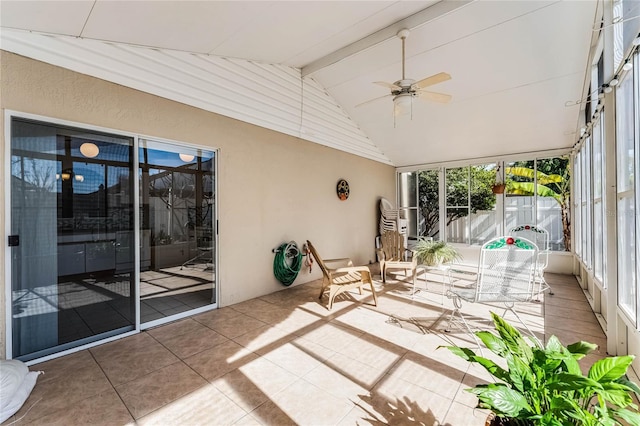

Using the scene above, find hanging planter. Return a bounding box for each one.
[491,183,505,194]
[492,163,505,194]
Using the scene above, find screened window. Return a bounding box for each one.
[616,55,638,324]
[397,156,567,250]
[593,113,605,283]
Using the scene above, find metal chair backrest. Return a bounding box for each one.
[509,225,550,269]
[474,236,538,303]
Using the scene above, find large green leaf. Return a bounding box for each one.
[545,335,565,353]
[613,407,640,426]
[566,340,598,356]
[596,386,633,407]
[472,356,511,383]
[539,412,565,426]
[549,396,575,410]
[506,354,534,393]
[617,377,640,395]
[441,345,511,382]
[476,331,508,357]
[507,182,562,203]
[440,345,477,361]
[469,384,533,417]
[547,373,603,391]
[491,313,533,363]
[588,356,634,383]
[505,167,563,185]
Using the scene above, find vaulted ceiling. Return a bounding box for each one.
[0,1,599,167]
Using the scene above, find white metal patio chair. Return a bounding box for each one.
[445,236,539,348]
[509,224,553,297]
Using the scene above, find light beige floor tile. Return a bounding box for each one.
[232,324,295,354]
[441,401,490,426]
[250,378,354,426]
[30,350,96,384]
[233,413,265,425]
[290,298,345,319]
[7,272,606,426]
[192,306,244,327]
[271,307,326,334]
[12,359,112,423]
[212,370,274,413]
[21,388,134,426]
[257,340,328,377]
[243,305,297,325]
[184,339,258,381]
[230,298,278,314]
[157,326,229,359]
[116,361,208,419]
[297,321,365,353]
[147,317,209,341]
[136,383,247,426]
[206,313,269,339]
[409,329,475,365]
[334,333,406,374]
[357,374,451,425]
[212,357,297,411]
[90,333,179,386]
[454,364,493,408]
[236,357,298,394]
[334,302,434,346]
[336,404,391,426]
[303,352,380,399]
[386,351,466,400]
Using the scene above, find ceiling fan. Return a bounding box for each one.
[357,28,452,119]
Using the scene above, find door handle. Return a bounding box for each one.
[8,235,19,247]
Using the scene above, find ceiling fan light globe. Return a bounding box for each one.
[393,93,412,117]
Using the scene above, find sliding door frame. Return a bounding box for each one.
[4,110,219,363]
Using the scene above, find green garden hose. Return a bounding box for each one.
[273,241,303,286]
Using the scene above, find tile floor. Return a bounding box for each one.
[4,269,621,426]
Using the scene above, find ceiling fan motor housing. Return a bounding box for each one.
[397,29,410,39]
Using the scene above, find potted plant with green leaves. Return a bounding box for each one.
[440,312,640,426]
[412,239,462,267]
[492,164,506,194]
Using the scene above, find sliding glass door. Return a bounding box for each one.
[139,140,216,325]
[8,117,218,361]
[10,118,135,361]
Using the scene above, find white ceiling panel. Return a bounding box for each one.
[286,1,436,67]
[82,1,273,54]
[0,1,94,36]
[0,0,600,167]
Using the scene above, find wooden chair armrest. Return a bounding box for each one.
[324,258,354,267]
[331,265,370,274]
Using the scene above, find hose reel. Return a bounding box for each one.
[272,241,304,286]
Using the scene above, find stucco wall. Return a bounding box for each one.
[0,51,395,358]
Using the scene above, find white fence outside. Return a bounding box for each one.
[446,197,566,251]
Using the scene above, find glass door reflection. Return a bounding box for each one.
[10,119,135,361]
[139,140,216,324]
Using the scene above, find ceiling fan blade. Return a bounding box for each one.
[417,91,452,104]
[374,81,401,91]
[355,94,392,108]
[412,72,451,90]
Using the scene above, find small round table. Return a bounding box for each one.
[411,264,452,304]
